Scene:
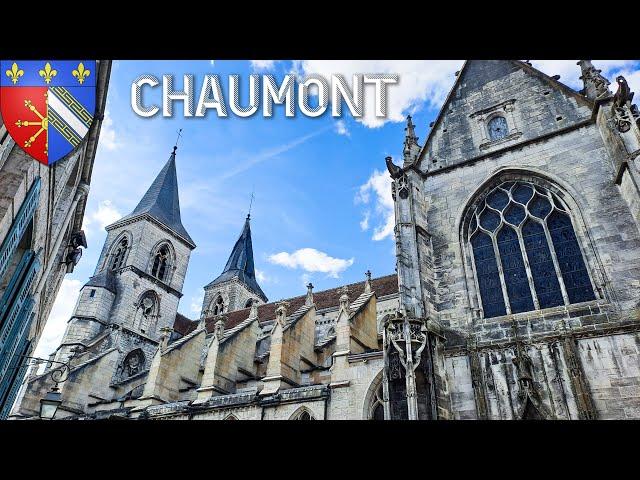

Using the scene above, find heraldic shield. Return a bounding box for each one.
[0,60,97,166]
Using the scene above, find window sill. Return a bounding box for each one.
[479,131,522,151]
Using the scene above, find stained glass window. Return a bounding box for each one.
[468,181,595,319]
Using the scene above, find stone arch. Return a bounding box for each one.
[457,168,607,321]
[289,406,316,420]
[210,292,227,316]
[223,413,239,420]
[362,368,385,420]
[148,239,176,284]
[104,231,132,271]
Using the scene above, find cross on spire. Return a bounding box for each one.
[174,128,183,151]
[248,188,255,219]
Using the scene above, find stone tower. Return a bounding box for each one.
[53,145,195,367]
[201,214,267,317]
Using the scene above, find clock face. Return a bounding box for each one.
[488,116,508,141]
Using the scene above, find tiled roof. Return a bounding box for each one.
[172,273,398,336]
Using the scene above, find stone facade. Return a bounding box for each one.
[0,61,111,418]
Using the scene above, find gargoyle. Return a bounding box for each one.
[385,156,403,179]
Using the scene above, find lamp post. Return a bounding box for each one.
[18,356,70,420]
[40,387,62,420]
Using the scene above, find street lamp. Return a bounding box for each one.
[39,387,62,420]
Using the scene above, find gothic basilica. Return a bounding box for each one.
[13,60,640,420]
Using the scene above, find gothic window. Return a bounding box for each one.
[110,237,129,271]
[151,244,170,282]
[370,383,385,420]
[488,116,508,141]
[467,181,595,319]
[213,296,225,315]
[134,291,159,334]
[120,349,145,379]
[291,409,315,420]
[224,414,238,420]
[245,298,254,308]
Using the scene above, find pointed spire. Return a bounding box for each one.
[403,115,421,165]
[206,215,268,302]
[577,60,611,100]
[117,145,195,247]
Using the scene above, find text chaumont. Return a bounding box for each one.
[131,73,399,119]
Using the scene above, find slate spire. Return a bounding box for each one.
[206,214,267,301]
[119,145,194,247]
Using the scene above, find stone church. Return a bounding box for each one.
[14,60,640,420]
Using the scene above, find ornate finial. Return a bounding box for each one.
[275,300,289,326]
[339,285,350,310]
[404,115,418,145]
[403,115,420,165]
[214,316,226,340]
[577,60,611,100]
[364,270,372,293]
[305,282,314,306]
[249,302,259,319]
[159,326,173,350]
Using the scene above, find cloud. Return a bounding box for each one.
[334,120,350,137]
[33,279,82,358]
[190,290,204,317]
[356,169,394,241]
[359,210,370,231]
[255,268,276,285]
[209,60,215,66]
[250,60,277,71]
[296,60,464,128]
[268,248,354,278]
[530,60,638,89]
[219,125,332,181]
[99,110,120,151]
[82,200,121,237]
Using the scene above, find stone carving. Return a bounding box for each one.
[611,76,640,133]
[120,349,145,379]
[579,60,611,98]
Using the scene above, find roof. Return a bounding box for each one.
[172,273,399,336]
[205,215,267,301]
[114,147,195,248]
[84,268,117,294]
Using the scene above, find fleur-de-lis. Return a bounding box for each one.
[38,62,57,84]
[5,62,24,84]
[72,62,91,85]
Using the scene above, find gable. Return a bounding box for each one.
[417,60,594,173]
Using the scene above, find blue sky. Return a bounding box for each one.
[34,59,640,357]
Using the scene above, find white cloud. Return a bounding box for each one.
[359,210,370,231]
[190,290,204,317]
[356,169,394,241]
[250,60,277,71]
[82,200,121,237]
[268,248,354,278]
[296,60,464,128]
[33,279,82,358]
[255,268,276,284]
[530,60,638,89]
[99,110,120,151]
[334,120,350,137]
[209,60,215,66]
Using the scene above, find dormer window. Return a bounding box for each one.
[488,116,508,141]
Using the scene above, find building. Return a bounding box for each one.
[0,60,111,418]
[14,60,640,420]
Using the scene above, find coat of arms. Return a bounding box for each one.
[0,60,97,165]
